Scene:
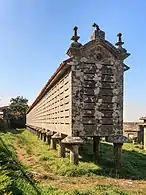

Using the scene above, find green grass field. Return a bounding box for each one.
[0,129,146,195]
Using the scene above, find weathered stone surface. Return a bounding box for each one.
[61,136,84,145]
[93,136,100,161]
[52,133,62,139]
[26,25,130,139]
[113,143,123,167]
[46,131,54,136]
[108,135,128,143]
[50,139,57,150]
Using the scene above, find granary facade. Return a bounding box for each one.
[26,24,130,165]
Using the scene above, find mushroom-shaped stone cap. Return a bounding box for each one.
[107,135,128,143]
[46,131,54,136]
[61,136,84,145]
[52,133,62,139]
[42,129,47,133]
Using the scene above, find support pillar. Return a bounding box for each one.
[43,131,47,142]
[51,133,66,157]
[40,131,43,140]
[70,145,79,165]
[113,143,123,167]
[144,126,146,150]
[47,135,51,145]
[108,135,128,168]
[93,136,100,161]
[46,131,54,146]
[50,138,57,150]
[58,139,65,158]
[61,136,84,165]
[38,129,42,139]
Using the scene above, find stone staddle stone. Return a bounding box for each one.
[61,136,84,145]
[107,135,128,143]
[46,131,54,136]
[52,133,62,139]
[41,129,46,134]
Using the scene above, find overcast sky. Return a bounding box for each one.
[0,0,146,122]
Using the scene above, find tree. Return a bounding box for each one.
[6,96,29,128]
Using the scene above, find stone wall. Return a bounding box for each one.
[27,69,72,135]
[123,122,143,142]
[27,25,130,138]
[70,44,124,137]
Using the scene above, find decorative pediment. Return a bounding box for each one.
[80,40,117,64]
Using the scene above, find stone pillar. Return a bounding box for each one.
[108,135,128,168]
[46,131,54,146]
[93,136,100,161]
[50,138,57,150]
[61,136,84,165]
[47,135,51,145]
[58,139,65,158]
[40,130,43,140]
[144,126,146,150]
[36,128,40,137]
[38,129,42,139]
[113,143,123,167]
[43,129,47,142]
[34,127,37,135]
[51,133,66,157]
[70,145,79,165]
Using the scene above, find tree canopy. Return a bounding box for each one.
[6,96,29,128]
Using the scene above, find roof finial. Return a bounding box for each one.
[92,23,100,31]
[115,33,124,48]
[71,26,80,42]
[91,23,105,40]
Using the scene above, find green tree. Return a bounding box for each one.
[7,96,29,128]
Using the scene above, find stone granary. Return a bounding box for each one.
[139,117,146,150]
[123,122,142,141]
[26,24,130,165]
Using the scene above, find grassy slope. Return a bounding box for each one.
[0,129,146,195]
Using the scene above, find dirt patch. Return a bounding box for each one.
[48,177,146,193]
[13,143,56,182]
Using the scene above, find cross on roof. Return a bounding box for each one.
[71,26,80,42]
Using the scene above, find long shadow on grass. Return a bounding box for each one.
[0,136,41,195]
[79,140,146,180]
[0,128,25,134]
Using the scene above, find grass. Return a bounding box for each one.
[0,129,146,195]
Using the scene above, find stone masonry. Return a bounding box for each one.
[26,24,130,165]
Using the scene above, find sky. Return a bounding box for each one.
[0,0,146,122]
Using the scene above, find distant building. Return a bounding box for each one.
[0,106,10,129]
[123,122,141,138]
[123,118,145,146]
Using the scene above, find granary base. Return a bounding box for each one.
[113,143,123,167]
[108,135,128,168]
[58,140,65,158]
[93,136,100,161]
[61,136,84,165]
[144,126,146,150]
[52,133,66,157]
[46,131,54,146]
[50,138,57,150]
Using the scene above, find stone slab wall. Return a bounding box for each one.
[70,42,124,137]
[27,70,72,135]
